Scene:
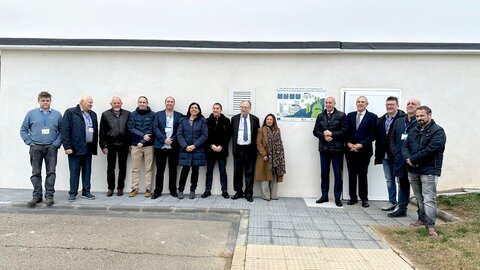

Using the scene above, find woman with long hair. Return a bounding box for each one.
[255,114,286,200]
[176,102,208,199]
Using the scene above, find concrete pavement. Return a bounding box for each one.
[0,189,415,269]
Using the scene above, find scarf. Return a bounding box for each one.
[266,127,286,177]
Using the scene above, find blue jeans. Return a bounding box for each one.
[68,146,93,196]
[383,158,397,204]
[320,151,343,199]
[29,144,58,199]
[205,157,228,192]
[408,173,438,228]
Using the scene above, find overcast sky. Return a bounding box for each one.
[0,0,478,42]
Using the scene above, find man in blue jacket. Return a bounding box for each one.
[345,96,378,208]
[61,96,98,202]
[387,98,420,219]
[152,96,182,199]
[20,91,62,207]
[402,105,446,238]
[127,96,155,197]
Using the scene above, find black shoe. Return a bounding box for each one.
[27,197,42,207]
[222,191,230,199]
[335,199,342,207]
[45,197,54,206]
[201,191,211,198]
[117,189,124,196]
[347,200,358,205]
[316,196,329,204]
[388,210,407,218]
[362,201,370,208]
[245,196,253,202]
[231,192,244,200]
[151,193,160,199]
[106,190,113,197]
[170,192,178,197]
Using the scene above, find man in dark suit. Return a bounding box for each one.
[345,96,378,208]
[151,96,183,199]
[231,100,260,202]
[61,96,98,202]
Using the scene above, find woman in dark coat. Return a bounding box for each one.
[177,102,208,199]
[255,114,286,200]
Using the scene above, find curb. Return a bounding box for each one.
[409,197,461,222]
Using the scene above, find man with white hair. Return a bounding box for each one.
[99,96,131,197]
[61,96,98,202]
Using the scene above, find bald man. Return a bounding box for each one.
[99,97,131,197]
[61,96,99,202]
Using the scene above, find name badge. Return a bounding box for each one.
[401,133,408,140]
[41,128,50,135]
[165,127,172,133]
[88,127,94,133]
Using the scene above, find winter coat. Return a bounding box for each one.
[206,113,232,159]
[390,115,417,177]
[374,110,405,164]
[127,106,155,146]
[313,108,347,152]
[402,119,446,176]
[177,116,208,166]
[99,108,131,149]
[255,127,284,182]
[61,105,98,155]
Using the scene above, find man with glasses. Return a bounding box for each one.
[231,101,260,202]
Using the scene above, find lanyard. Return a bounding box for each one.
[41,111,49,127]
[404,118,416,133]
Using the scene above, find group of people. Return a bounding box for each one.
[20,93,286,207]
[21,91,445,237]
[313,95,446,237]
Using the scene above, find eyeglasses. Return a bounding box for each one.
[240,106,251,109]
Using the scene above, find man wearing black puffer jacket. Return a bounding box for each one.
[127,96,155,198]
[313,96,347,207]
[402,105,446,238]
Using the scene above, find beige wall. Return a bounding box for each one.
[1,49,478,197]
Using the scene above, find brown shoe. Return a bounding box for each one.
[117,189,124,196]
[129,189,138,197]
[427,227,438,238]
[106,190,114,197]
[144,189,152,197]
[410,220,425,227]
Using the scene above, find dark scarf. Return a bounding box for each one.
[266,127,286,177]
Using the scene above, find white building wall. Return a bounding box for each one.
[1,49,478,197]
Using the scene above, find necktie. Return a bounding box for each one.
[243,115,248,142]
[356,112,361,129]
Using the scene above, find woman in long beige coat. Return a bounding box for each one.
[255,114,286,200]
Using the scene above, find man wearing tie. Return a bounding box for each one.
[231,100,260,202]
[345,96,378,208]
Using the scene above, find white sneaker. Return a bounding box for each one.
[382,203,397,211]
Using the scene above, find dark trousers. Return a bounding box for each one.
[106,145,129,191]
[320,151,343,200]
[29,144,58,199]
[68,146,93,196]
[345,151,371,202]
[205,157,228,192]
[233,145,255,196]
[154,148,178,195]
[397,173,411,211]
[178,166,199,192]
